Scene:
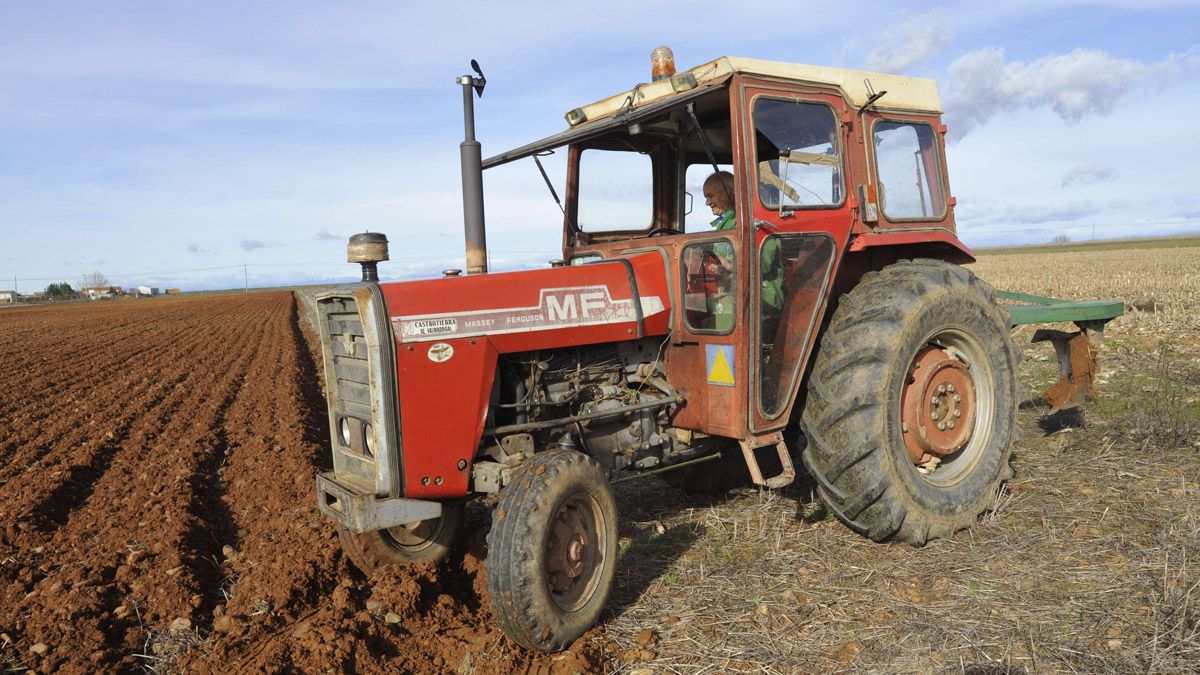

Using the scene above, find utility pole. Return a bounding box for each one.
[1092,223,1095,241]
[243,263,249,292]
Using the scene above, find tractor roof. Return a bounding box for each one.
[482,56,942,170]
[570,56,943,125]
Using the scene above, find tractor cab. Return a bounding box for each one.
[484,56,965,449]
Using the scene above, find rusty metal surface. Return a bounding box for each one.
[737,432,794,489]
[901,346,977,465]
[1033,329,1098,413]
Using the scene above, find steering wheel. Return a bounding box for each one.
[646,227,679,237]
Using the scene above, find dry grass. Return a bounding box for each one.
[597,243,1200,673]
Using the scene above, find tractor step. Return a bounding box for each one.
[739,437,795,489]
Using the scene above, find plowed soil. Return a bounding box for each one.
[0,293,603,674]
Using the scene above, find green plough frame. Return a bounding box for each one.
[995,290,1125,412]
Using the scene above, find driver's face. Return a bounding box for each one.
[703,180,730,215]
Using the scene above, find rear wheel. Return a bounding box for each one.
[486,450,617,652]
[338,502,464,573]
[801,259,1018,545]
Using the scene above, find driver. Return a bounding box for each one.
[703,171,783,315]
[704,171,736,232]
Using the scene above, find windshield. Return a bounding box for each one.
[571,87,733,236]
[576,148,654,231]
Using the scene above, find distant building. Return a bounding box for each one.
[165,288,183,295]
[83,286,125,300]
[0,290,21,303]
[132,286,160,297]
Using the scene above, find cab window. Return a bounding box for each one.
[576,148,653,231]
[683,162,734,232]
[752,98,842,210]
[873,121,946,220]
[681,240,735,333]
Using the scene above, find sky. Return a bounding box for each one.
[1,1,1198,291]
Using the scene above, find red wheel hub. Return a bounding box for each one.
[901,345,976,465]
[545,507,590,594]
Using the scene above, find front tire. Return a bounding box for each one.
[338,501,464,573]
[801,259,1018,545]
[486,450,618,652]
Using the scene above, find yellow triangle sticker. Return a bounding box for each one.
[707,346,735,386]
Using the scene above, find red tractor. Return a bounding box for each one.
[313,52,1120,651]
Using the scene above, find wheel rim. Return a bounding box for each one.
[383,516,445,552]
[899,327,995,487]
[544,492,608,613]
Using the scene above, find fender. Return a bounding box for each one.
[848,228,975,264]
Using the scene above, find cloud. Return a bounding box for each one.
[314,229,341,241]
[187,243,213,254]
[956,200,1102,231]
[861,15,952,74]
[944,45,1198,139]
[1061,165,1117,188]
[239,239,269,251]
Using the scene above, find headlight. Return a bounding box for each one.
[339,418,352,446]
[362,423,374,457]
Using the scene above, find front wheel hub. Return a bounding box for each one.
[902,345,976,465]
[546,504,591,594]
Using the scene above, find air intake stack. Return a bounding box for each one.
[347,232,389,282]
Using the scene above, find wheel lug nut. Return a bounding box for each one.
[937,422,946,431]
[937,384,946,393]
[947,384,956,393]
[948,420,956,429]
[954,394,961,402]
[931,411,940,420]
[954,410,962,418]
[930,396,938,405]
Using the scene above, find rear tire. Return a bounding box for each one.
[486,450,618,652]
[801,259,1018,545]
[338,502,464,573]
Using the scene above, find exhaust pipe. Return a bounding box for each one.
[458,60,488,275]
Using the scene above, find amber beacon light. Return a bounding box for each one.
[650,46,675,81]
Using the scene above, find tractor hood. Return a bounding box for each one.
[377,251,671,353]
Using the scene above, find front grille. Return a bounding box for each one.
[316,287,401,497]
[322,297,372,416]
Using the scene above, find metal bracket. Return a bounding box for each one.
[316,472,442,533]
[738,436,795,489]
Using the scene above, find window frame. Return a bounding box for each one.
[678,236,738,336]
[869,117,949,223]
[747,94,846,213]
[573,145,658,233]
[751,231,837,421]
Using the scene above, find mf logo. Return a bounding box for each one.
[544,289,610,322]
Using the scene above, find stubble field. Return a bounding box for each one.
[1,242,1197,673]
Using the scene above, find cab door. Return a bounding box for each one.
[662,231,746,436]
[738,81,851,433]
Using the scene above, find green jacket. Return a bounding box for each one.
[711,209,783,311]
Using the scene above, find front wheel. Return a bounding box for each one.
[338,501,464,573]
[801,259,1018,545]
[486,450,618,652]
